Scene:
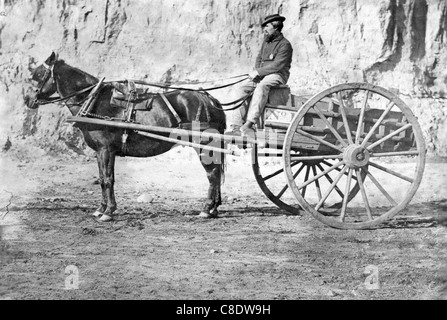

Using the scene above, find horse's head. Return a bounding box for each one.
[24,52,59,109]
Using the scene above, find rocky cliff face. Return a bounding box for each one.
[0,0,446,156]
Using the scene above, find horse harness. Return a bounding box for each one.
[108,81,218,154]
[34,65,251,155]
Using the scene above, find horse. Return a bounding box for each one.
[24,52,226,222]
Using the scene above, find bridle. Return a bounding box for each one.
[32,61,56,105]
[32,62,96,107]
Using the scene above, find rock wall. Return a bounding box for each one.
[0,0,446,156]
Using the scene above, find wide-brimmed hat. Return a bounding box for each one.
[261,14,286,27]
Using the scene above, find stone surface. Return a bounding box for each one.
[0,0,446,155]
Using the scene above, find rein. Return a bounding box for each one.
[218,92,253,111]
[107,74,253,111]
[35,84,97,105]
[107,74,249,92]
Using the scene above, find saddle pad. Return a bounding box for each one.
[111,82,153,103]
[110,89,154,110]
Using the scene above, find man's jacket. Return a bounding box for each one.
[255,33,293,83]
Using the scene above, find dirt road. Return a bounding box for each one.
[0,147,446,300]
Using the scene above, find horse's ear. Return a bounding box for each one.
[45,51,58,65]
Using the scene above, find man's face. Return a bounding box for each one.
[263,23,276,36]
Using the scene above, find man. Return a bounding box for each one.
[225,13,293,136]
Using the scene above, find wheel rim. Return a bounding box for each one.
[252,143,302,215]
[283,83,426,229]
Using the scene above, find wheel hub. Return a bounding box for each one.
[343,144,369,168]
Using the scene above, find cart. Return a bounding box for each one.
[67,82,426,230]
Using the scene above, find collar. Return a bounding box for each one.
[265,32,283,43]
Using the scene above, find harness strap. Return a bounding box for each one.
[195,104,203,123]
[122,81,139,155]
[196,89,212,123]
[77,77,106,117]
[124,81,137,122]
[112,76,249,92]
[216,91,254,112]
[159,93,182,126]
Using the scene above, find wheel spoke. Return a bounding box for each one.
[356,169,373,221]
[296,129,344,152]
[302,165,311,198]
[317,164,345,199]
[322,160,359,182]
[340,168,354,222]
[316,165,348,211]
[291,161,301,168]
[361,101,395,148]
[368,161,414,183]
[262,160,300,182]
[298,160,345,190]
[355,90,370,144]
[277,163,305,199]
[312,165,323,201]
[312,106,349,148]
[276,184,288,199]
[294,163,306,178]
[336,93,354,145]
[263,168,284,181]
[367,123,413,151]
[364,168,398,206]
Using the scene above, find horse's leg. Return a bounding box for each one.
[197,150,224,218]
[92,153,107,217]
[95,148,117,222]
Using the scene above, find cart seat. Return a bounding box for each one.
[267,85,290,106]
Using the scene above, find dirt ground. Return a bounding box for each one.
[0,145,446,300]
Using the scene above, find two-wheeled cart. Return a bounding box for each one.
[68,82,426,229]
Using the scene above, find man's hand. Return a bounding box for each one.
[249,70,260,82]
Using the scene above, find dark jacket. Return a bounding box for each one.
[255,33,293,82]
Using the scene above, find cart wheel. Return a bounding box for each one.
[252,143,302,215]
[251,145,363,215]
[283,83,426,229]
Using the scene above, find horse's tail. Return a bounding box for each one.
[195,91,227,185]
[209,94,227,185]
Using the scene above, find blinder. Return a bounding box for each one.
[31,62,56,106]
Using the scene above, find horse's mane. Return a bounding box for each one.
[55,59,98,85]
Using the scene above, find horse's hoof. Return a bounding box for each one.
[92,211,103,217]
[98,214,113,222]
[199,210,218,219]
[199,212,212,219]
[209,208,219,218]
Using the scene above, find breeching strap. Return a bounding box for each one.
[159,93,182,126]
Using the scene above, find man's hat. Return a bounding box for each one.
[261,14,286,27]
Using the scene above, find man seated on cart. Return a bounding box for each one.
[225,13,293,137]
